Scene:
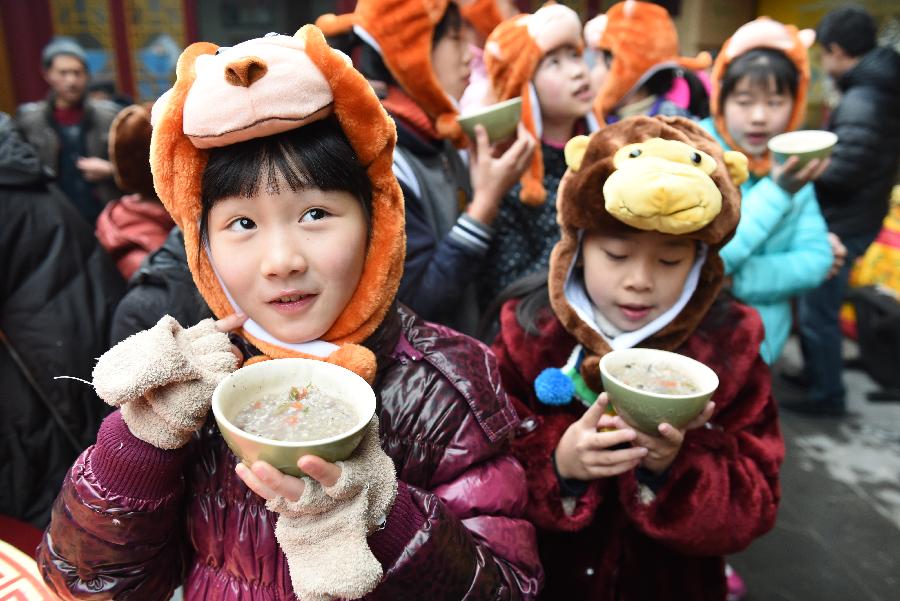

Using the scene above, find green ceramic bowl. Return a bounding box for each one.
[599,348,719,435]
[212,358,376,477]
[456,97,522,144]
[767,130,838,166]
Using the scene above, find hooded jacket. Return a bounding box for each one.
[36,28,541,601]
[0,113,124,527]
[491,116,783,601]
[814,45,900,237]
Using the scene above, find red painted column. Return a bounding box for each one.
[183,0,199,44]
[108,0,136,99]
[0,0,54,105]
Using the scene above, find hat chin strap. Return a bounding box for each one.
[207,247,339,358]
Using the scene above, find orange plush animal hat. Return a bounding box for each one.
[316,0,467,147]
[550,116,748,389]
[109,103,156,198]
[484,2,584,205]
[149,27,405,383]
[591,0,711,122]
[710,17,815,177]
[459,0,505,39]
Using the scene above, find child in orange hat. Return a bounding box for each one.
[37,28,542,601]
[699,17,833,366]
[590,0,712,124]
[318,0,536,336]
[477,3,598,312]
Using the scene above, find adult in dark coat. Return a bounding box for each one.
[790,6,900,415]
[0,112,125,527]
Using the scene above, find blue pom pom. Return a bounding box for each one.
[534,368,574,406]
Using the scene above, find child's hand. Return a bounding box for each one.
[235,455,342,502]
[467,122,537,225]
[554,393,649,481]
[214,312,248,367]
[770,156,830,195]
[608,401,715,475]
[826,232,847,279]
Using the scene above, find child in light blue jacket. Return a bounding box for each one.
[701,18,834,363]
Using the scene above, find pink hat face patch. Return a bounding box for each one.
[183,35,335,149]
[526,3,583,53]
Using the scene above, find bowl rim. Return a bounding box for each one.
[211,358,376,448]
[599,348,719,399]
[767,129,838,154]
[456,96,523,122]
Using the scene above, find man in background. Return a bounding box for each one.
[788,6,900,416]
[15,37,121,224]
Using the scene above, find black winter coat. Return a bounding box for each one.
[110,226,212,344]
[0,113,125,527]
[815,46,900,237]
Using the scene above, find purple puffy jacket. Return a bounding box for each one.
[37,306,542,600]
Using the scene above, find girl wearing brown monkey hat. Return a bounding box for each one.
[491,116,784,601]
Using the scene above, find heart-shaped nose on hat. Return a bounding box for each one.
[225,56,268,87]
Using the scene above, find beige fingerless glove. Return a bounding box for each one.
[92,315,239,449]
[266,416,398,601]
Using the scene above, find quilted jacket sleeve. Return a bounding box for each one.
[36,411,190,600]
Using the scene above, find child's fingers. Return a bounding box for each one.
[579,395,609,429]
[586,458,643,479]
[685,401,716,430]
[248,460,306,501]
[584,446,648,468]
[584,426,637,451]
[235,462,277,500]
[656,423,685,447]
[214,312,248,333]
[474,124,491,158]
[298,455,342,488]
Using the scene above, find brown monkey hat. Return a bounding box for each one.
[535,116,748,401]
[149,26,405,384]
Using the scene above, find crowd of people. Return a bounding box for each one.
[2,1,898,600]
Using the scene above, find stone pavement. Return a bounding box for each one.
[730,337,900,601]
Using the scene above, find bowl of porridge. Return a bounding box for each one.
[767,130,838,167]
[599,349,718,435]
[212,358,376,476]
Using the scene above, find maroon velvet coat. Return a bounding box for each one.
[37,306,542,600]
[491,298,783,601]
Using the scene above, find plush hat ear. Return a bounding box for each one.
[724,150,749,187]
[798,28,816,49]
[564,135,591,171]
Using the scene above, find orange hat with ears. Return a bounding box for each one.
[316,0,467,148]
[149,27,406,383]
[710,17,815,177]
[459,0,505,39]
[591,0,711,122]
[484,2,584,206]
